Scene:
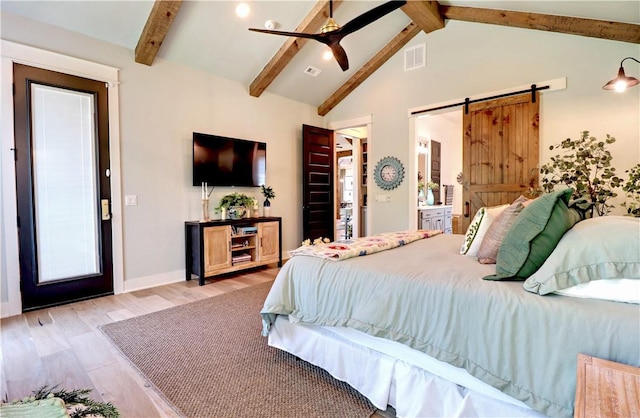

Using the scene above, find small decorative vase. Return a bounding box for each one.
[426,189,435,206]
[263,200,271,217]
[228,206,246,220]
[220,207,227,220]
[200,199,210,222]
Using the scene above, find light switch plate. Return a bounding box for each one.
[125,195,138,206]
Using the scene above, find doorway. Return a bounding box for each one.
[334,126,367,239]
[412,91,541,232]
[415,110,463,214]
[301,118,371,242]
[13,63,114,311]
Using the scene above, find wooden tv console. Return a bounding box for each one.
[185,217,282,286]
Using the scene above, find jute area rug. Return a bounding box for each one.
[100,281,375,418]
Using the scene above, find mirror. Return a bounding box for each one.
[415,110,463,213]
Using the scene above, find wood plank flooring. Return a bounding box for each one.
[1,268,277,416]
[1,266,394,417]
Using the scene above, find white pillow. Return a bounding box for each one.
[523,216,640,299]
[554,279,639,304]
[459,204,508,256]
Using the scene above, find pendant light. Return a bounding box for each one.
[602,57,640,92]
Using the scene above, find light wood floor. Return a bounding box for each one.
[1,266,394,417]
[1,267,277,416]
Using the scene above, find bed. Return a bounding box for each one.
[261,192,640,418]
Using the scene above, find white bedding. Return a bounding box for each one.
[269,315,545,417]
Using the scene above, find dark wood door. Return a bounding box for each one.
[13,63,113,311]
[462,93,539,230]
[430,140,441,204]
[302,124,334,242]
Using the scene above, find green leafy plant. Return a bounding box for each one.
[426,180,438,190]
[7,385,120,418]
[621,164,640,217]
[216,192,255,211]
[539,131,623,216]
[260,185,275,206]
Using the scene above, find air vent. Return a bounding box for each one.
[404,43,426,71]
[304,66,322,77]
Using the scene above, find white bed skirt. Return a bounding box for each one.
[269,315,546,418]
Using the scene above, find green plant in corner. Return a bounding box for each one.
[540,131,623,216]
[621,164,640,217]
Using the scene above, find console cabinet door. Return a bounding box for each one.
[204,226,231,274]
[258,221,280,263]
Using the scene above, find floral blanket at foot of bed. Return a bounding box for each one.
[288,229,443,260]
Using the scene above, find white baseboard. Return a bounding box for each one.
[122,269,185,293]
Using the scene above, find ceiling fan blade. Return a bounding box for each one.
[338,0,407,36]
[329,43,349,71]
[248,28,322,42]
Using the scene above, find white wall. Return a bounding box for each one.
[325,20,640,234]
[1,12,322,315]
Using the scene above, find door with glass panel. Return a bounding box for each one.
[13,63,113,311]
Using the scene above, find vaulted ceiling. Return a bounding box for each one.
[3,1,639,116]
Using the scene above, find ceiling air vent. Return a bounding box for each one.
[304,66,322,77]
[404,43,426,71]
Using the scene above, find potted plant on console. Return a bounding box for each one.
[426,180,438,206]
[261,185,275,217]
[217,192,255,220]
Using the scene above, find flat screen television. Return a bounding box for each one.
[192,132,266,187]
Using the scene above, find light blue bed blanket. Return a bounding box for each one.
[261,234,640,417]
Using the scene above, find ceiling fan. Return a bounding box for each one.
[249,0,407,71]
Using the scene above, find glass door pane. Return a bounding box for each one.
[31,84,101,282]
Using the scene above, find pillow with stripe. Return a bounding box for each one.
[459,204,509,257]
[477,196,528,264]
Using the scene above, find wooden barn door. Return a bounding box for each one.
[461,93,539,230]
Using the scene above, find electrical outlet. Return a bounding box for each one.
[376,195,390,202]
[125,195,138,206]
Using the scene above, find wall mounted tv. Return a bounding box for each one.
[192,132,266,187]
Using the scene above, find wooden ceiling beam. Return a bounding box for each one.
[401,1,444,34]
[318,22,421,116]
[440,6,640,44]
[249,0,343,98]
[135,0,182,65]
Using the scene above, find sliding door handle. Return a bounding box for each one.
[464,202,470,218]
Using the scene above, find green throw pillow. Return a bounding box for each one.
[485,188,581,281]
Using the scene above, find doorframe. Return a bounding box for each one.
[407,77,567,231]
[328,115,372,238]
[1,40,123,317]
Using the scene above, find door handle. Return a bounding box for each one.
[464,202,470,218]
[101,199,111,220]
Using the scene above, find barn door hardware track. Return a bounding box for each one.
[412,84,550,116]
